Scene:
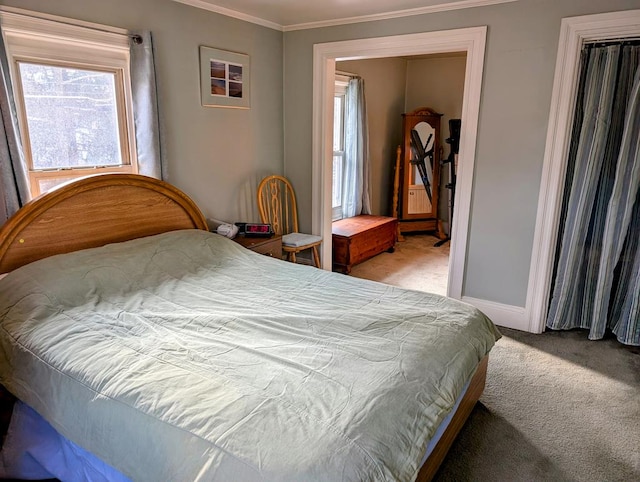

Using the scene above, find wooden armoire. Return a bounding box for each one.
[393,107,444,236]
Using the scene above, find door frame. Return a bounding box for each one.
[311,27,487,299]
[526,10,640,333]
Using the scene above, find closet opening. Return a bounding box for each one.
[527,10,640,335]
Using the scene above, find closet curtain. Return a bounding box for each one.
[547,43,640,346]
[341,77,371,218]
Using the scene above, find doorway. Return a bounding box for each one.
[331,54,466,296]
[526,10,640,333]
[312,27,487,299]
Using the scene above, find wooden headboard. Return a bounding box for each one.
[0,174,208,273]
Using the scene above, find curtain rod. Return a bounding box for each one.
[584,37,640,47]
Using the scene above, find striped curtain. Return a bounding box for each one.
[547,43,640,345]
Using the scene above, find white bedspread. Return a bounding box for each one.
[0,230,499,481]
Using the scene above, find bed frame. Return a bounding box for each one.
[0,173,208,274]
[0,173,487,481]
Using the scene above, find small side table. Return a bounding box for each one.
[233,235,282,259]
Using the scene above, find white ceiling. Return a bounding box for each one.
[174,0,518,30]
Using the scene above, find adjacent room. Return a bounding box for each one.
[330,53,465,295]
[0,0,638,481]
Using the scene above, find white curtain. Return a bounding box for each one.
[341,78,371,218]
[547,43,640,345]
[129,31,165,180]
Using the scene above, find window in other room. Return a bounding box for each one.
[332,75,349,221]
[1,12,138,197]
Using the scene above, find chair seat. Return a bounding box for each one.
[282,232,322,248]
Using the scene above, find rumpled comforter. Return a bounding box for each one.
[0,229,500,481]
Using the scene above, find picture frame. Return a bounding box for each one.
[199,46,250,109]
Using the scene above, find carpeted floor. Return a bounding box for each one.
[349,233,449,295]
[435,328,640,482]
[347,235,640,481]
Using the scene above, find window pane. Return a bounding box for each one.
[19,62,123,170]
[37,175,81,193]
[332,154,343,208]
[333,96,343,151]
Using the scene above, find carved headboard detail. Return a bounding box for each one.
[0,174,208,273]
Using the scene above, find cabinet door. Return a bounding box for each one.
[407,186,432,214]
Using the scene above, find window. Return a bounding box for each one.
[332,75,349,221]
[1,11,137,197]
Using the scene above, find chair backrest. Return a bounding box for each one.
[257,175,299,235]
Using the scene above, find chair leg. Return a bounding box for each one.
[312,246,321,268]
[290,252,297,264]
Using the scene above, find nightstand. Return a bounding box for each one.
[233,235,282,259]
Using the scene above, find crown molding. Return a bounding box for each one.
[172,0,518,32]
[172,0,283,31]
[285,0,518,31]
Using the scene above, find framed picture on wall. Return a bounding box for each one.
[200,46,250,109]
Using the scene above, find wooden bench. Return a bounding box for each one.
[332,215,398,273]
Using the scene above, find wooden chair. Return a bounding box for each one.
[257,175,322,268]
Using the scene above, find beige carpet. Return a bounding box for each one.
[348,236,640,481]
[348,233,449,295]
[436,328,640,481]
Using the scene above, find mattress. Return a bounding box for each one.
[0,229,499,481]
[0,374,473,481]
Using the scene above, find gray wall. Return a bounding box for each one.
[7,0,640,310]
[283,0,640,307]
[405,55,466,227]
[4,0,284,224]
[405,56,466,149]
[337,58,406,216]
[337,55,466,221]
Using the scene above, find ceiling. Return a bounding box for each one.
[174,0,518,30]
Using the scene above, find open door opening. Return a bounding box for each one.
[312,27,487,300]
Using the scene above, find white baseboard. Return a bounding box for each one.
[461,296,529,332]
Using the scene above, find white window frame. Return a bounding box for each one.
[332,75,349,221]
[0,10,138,198]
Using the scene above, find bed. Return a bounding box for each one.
[0,174,500,481]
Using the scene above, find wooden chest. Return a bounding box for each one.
[332,215,397,273]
